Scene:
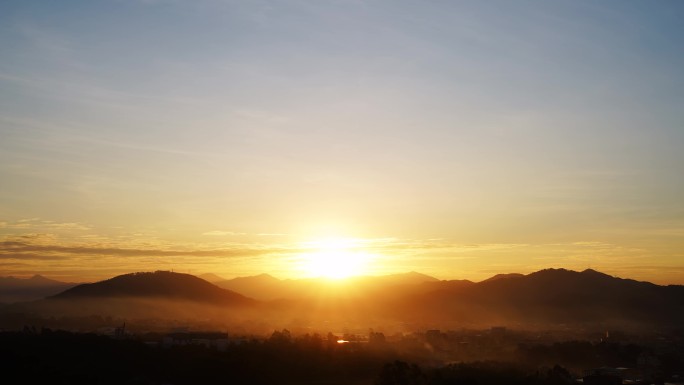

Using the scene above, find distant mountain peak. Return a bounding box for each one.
[225,273,280,283]
[388,271,439,281]
[198,273,226,283]
[482,273,524,283]
[0,274,77,303]
[13,274,69,285]
[255,273,278,280]
[51,271,254,305]
[527,268,614,280]
[581,268,610,277]
[527,268,575,278]
[31,274,44,278]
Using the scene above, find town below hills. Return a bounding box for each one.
[1,268,683,333]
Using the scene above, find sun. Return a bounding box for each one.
[299,238,373,279]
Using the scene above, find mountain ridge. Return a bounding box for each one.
[0,275,78,303]
[4,268,682,330]
[51,271,254,306]
[403,268,684,327]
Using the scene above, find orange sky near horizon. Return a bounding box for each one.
[1,222,682,285]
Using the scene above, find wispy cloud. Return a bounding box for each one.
[0,218,91,231]
[0,251,66,260]
[362,238,529,253]
[201,230,246,236]
[0,241,281,259]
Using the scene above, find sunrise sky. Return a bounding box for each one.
[1,1,683,284]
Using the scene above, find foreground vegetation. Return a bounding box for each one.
[1,329,681,384]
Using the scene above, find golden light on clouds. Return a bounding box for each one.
[0,222,683,284]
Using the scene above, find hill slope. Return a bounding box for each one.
[404,268,684,328]
[51,271,254,306]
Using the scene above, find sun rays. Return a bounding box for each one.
[298,238,374,280]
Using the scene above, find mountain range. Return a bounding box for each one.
[211,271,439,300]
[394,268,684,328]
[0,275,77,303]
[2,268,683,331]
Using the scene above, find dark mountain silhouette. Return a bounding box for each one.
[482,273,524,282]
[0,275,78,303]
[51,271,254,306]
[6,271,261,321]
[404,268,684,328]
[2,268,682,331]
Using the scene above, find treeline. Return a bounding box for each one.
[0,329,395,384]
[1,329,681,385]
[519,340,642,369]
[376,361,575,385]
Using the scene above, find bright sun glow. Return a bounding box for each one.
[299,238,373,279]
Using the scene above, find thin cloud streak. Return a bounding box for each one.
[0,252,65,261]
[0,241,282,259]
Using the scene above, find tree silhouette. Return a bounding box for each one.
[376,361,427,385]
